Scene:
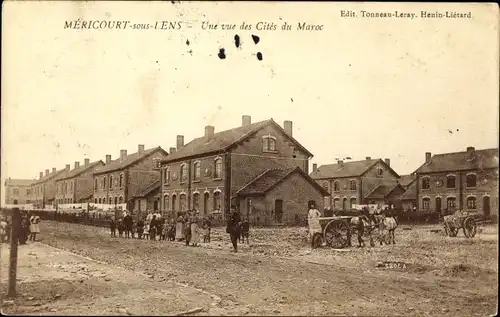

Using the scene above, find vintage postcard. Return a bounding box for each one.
[1,1,498,316]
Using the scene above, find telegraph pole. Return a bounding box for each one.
[7,207,20,298]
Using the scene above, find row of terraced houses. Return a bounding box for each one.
[4,116,499,224]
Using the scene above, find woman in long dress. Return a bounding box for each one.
[175,213,185,241]
[29,213,41,241]
[190,211,200,247]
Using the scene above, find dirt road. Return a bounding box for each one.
[2,221,498,316]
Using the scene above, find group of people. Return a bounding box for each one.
[107,207,249,252]
[0,211,41,244]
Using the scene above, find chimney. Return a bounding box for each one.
[106,154,111,164]
[205,126,215,139]
[138,144,145,155]
[65,164,70,171]
[242,115,251,127]
[52,167,56,173]
[425,152,432,163]
[120,149,127,162]
[338,160,344,167]
[45,169,49,176]
[176,135,184,150]
[467,146,475,152]
[284,120,293,136]
[39,172,43,179]
[169,147,176,154]
[74,161,80,169]
[313,163,318,172]
[384,158,390,167]
[366,156,371,160]
[84,158,90,166]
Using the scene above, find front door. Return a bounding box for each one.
[153,200,158,211]
[204,193,209,215]
[275,199,283,223]
[435,197,442,214]
[483,196,491,218]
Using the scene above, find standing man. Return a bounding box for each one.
[307,202,322,239]
[227,207,241,252]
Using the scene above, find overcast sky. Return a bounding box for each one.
[2,2,498,204]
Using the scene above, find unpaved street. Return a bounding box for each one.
[1,221,498,316]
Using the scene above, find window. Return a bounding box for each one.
[163,195,169,211]
[108,197,112,204]
[109,175,113,189]
[333,181,340,192]
[467,196,476,209]
[322,182,329,191]
[98,198,102,204]
[214,192,221,211]
[193,162,201,181]
[376,168,384,177]
[95,178,98,190]
[422,177,430,190]
[13,188,19,195]
[180,164,187,183]
[446,197,456,210]
[350,197,356,209]
[172,194,177,211]
[193,193,200,210]
[94,198,97,204]
[466,174,477,188]
[350,180,357,191]
[103,176,107,190]
[262,135,277,152]
[333,198,340,209]
[342,198,348,210]
[180,194,187,211]
[214,158,223,179]
[26,189,32,195]
[119,196,123,204]
[422,198,430,211]
[164,167,170,184]
[446,175,456,189]
[119,174,124,187]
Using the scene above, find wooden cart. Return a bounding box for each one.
[443,211,483,238]
[310,216,353,249]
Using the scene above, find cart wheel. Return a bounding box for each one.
[324,220,350,249]
[444,224,458,237]
[463,217,477,238]
[311,233,323,249]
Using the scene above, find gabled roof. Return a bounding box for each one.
[76,188,94,202]
[398,174,416,187]
[235,167,330,197]
[364,184,403,200]
[134,180,160,198]
[33,168,68,185]
[310,159,400,179]
[57,161,104,181]
[398,182,417,200]
[161,119,313,163]
[94,147,167,175]
[415,148,499,174]
[4,179,37,186]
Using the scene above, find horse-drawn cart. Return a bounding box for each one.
[310,216,353,249]
[443,210,484,238]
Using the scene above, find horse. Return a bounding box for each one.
[239,220,250,244]
[375,214,398,245]
[350,215,377,247]
[123,214,133,238]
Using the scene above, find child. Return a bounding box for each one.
[110,218,116,238]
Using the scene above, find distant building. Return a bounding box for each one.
[131,180,161,218]
[310,157,401,210]
[159,116,328,225]
[92,145,168,214]
[55,158,105,206]
[31,167,69,208]
[414,147,499,219]
[397,174,417,211]
[4,178,36,205]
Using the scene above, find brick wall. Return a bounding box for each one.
[4,185,32,204]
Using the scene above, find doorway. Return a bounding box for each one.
[483,196,491,219]
[435,197,442,214]
[275,199,283,223]
[153,200,158,211]
[204,193,209,215]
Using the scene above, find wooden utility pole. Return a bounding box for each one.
[7,207,20,298]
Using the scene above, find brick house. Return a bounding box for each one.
[397,174,417,211]
[310,157,401,210]
[159,116,328,225]
[414,147,499,220]
[55,158,104,206]
[131,180,161,218]
[31,167,69,209]
[4,178,36,205]
[92,145,168,213]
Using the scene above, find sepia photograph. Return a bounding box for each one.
[1,1,498,316]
